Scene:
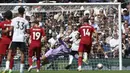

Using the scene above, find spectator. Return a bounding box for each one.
[109,33,119,57]
[90,16,100,31]
[125,33,130,57]
[122,9,130,25]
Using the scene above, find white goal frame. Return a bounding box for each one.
[0,2,122,70]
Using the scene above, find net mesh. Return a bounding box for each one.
[0,3,129,71]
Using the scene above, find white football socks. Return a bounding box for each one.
[68,55,73,65]
[5,61,10,70]
[20,63,24,73]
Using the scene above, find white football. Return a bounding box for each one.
[97,63,103,69]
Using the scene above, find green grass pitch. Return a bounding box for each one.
[4,70,130,73]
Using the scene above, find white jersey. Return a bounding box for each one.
[11,17,29,42]
[48,37,57,48]
[69,31,80,51]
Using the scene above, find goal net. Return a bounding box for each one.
[0,3,124,71]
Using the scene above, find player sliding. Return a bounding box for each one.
[77,17,98,71]
[27,20,46,72]
[42,34,72,64]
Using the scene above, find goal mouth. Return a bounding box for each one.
[0,3,122,71]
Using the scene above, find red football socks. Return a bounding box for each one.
[37,58,40,69]
[78,57,82,66]
[28,57,33,66]
[10,55,14,69]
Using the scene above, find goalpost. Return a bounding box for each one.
[0,3,122,70]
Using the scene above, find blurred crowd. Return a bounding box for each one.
[0,0,130,59]
[0,0,127,3]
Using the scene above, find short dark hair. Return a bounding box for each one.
[18,7,25,14]
[83,17,89,23]
[32,20,39,25]
[4,10,13,20]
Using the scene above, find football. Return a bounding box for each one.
[97,63,103,69]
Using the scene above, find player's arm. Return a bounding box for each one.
[57,33,64,44]
[41,28,47,44]
[2,26,13,34]
[41,36,47,43]
[4,18,15,33]
[25,21,30,33]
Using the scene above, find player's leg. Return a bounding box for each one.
[66,54,73,69]
[36,47,41,72]
[65,51,76,69]
[0,40,7,67]
[27,46,34,72]
[19,42,27,73]
[41,49,53,65]
[77,44,84,71]
[9,53,15,73]
[5,42,14,73]
[3,42,16,73]
[0,53,14,73]
[20,51,25,73]
[82,52,88,64]
[0,40,3,67]
[0,55,3,67]
[41,55,49,65]
[83,45,91,64]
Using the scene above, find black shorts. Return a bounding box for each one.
[9,42,27,53]
[70,51,78,56]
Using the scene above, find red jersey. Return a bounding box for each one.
[29,27,45,44]
[78,24,95,45]
[0,20,12,38]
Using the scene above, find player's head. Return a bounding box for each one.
[64,36,72,48]
[4,10,13,20]
[83,17,89,23]
[18,7,25,15]
[73,25,78,30]
[32,20,39,27]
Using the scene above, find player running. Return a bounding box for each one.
[3,7,29,73]
[65,25,80,69]
[27,20,46,72]
[0,10,14,73]
[77,17,98,71]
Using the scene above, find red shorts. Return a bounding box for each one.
[0,37,11,55]
[78,43,92,54]
[28,43,41,57]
